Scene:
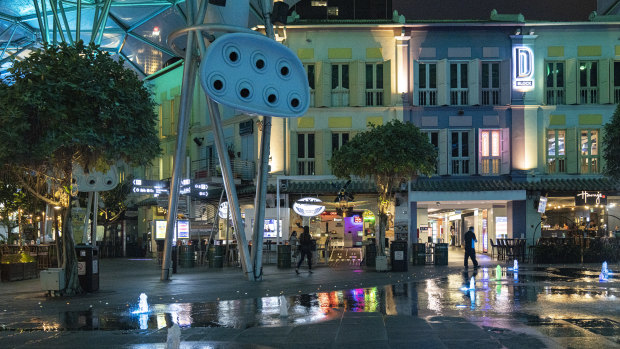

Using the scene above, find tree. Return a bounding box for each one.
[603,103,620,179]
[330,120,437,257]
[0,41,160,295]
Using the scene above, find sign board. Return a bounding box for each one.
[155,220,190,239]
[575,191,607,206]
[132,178,208,199]
[513,46,534,91]
[155,220,167,240]
[177,220,190,239]
[496,216,507,237]
[293,197,326,217]
[394,251,404,261]
[537,197,548,213]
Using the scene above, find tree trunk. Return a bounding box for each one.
[60,207,84,296]
[377,211,387,256]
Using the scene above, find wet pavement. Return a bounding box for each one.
[0,248,618,348]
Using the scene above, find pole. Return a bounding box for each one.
[161,0,198,281]
[207,98,254,280]
[92,192,99,246]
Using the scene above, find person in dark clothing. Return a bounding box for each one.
[296,225,313,274]
[463,226,478,268]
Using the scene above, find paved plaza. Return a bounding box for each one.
[0,247,618,348]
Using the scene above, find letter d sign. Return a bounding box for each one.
[513,46,534,91]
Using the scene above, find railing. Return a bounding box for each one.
[580,157,599,174]
[546,88,565,105]
[451,159,469,175]
[615,87,620,104]
[450,89,468,105]
[331,88,349,107]
[481,158,500,174]
[191,158,255,181]
[297,159,315,175]
[481,88,500,105]
[547,157,566,174]
[365,89,383,106]
[418,89,437,106]
[580,87,598,104]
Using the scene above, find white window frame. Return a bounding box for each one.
[331,63,349,107]
[480,129,501,175]
[546,129,566,174]
[425,130,439,175]
[297,133,315,175]
[450,130,470,175]
[365,62,384,106]
[331,132,349,153]
[579,61,598,104]
[450,62,468,106]
[304,63,315,107]
[545,61,566,105]
[481,62,500,105]
[418,62,437,106]
[580,129,599,174]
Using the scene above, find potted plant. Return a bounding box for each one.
[1,251,38,282]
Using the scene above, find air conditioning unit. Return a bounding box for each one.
[40,268,65,292]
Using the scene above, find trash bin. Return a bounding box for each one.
[208,245,224,268]
[434,243,448,265]
[412,243,426,265]
[277,245,291,268]
[179,245,195,268]
[390,240,408,272]
[75,245,99,292]
[365,243,377,267]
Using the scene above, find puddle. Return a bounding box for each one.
[1,267,618,334]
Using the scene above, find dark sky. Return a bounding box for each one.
[393,0,598,22]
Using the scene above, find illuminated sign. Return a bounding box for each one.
[513,46,534,91]
[218,202,229,219]
[575,191,607,206]
[155,220,167,240]
[132,179,208,198]
[177,220,190,239]
[537,197,548,213]
[155,220,190,239]
[353,215,363,224]
[362,210,375,221]
[293,197,326,217]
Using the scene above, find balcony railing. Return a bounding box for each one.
[191,158,255,181]
[418,89,437,106]
[580,87,598,104]
[297,159,315,175]
[546,88,565,105]
[481,158,500,174]
[481,88,500,105]
[365,89,384,106]
[331,88,349,107]
[547,157,566,174]
[451,159,470,175]
[450,89,468,105]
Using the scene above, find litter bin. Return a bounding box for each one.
[434,243,448,265]
[208,245,224,268]
[412,243,426,265]
[365,243,377,267]
[277,245,291,268]
[179,245,195,268]
[75,245,99,292]
[390,240,408,272]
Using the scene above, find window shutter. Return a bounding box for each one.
[500,59,511,105]
[383,59,392,106]
[600,127,607,172]
[468,129,476,175]
[162,100,171,136]
[349,60,365,107]
[413,60,420,105]
[566,59,577,105]
[438,129,448,175]
[478,129,483,175]
[173,95,181,136]
[315,61,332,107]
[566,127,578,173]
[609,60,615,101]
[468,59,480,105]
[326,132,334,174]
[599,59,610,104]
[314,131,324,174]
[290,131,298,175]
[501,128,510,174]
[437,59,448,106]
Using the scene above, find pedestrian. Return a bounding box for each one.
[289,231,298,260]
[450,227,455,246]
[463,226,478,269]
[296,225,313,274]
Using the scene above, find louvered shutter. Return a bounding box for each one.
[468,59,480,105]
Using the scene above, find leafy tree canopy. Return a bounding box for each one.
[0,41,160,182]
[603,104,620,180]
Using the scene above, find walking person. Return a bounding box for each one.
[296,226,313,274]
[464,226,479,269]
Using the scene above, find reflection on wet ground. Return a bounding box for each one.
[1,266,619,343]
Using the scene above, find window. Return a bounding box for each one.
[426,131,439,174]
[418,63,437,106]
[304,64,315,106]
[614,61,620,103]
[481,62,500,105]
[297,133,315,175]
[579,61,598,104]
[580,129,599,174]
[331,132,349,153]
[331,64,349,107]
[450,63,468,105]
[450,131,469,175]
[546,62,565,105]
[480,130,500,174]
[547,130,566,174]
[365,63,384,106]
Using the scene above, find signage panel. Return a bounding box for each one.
[513,46,534,91]
[575,191,607,206]
[293,197,326,217]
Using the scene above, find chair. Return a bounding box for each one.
[37,245,50,270]
[489,239,498,259]
[497,239,506,260]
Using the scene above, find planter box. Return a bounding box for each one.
[1,262,38,282]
